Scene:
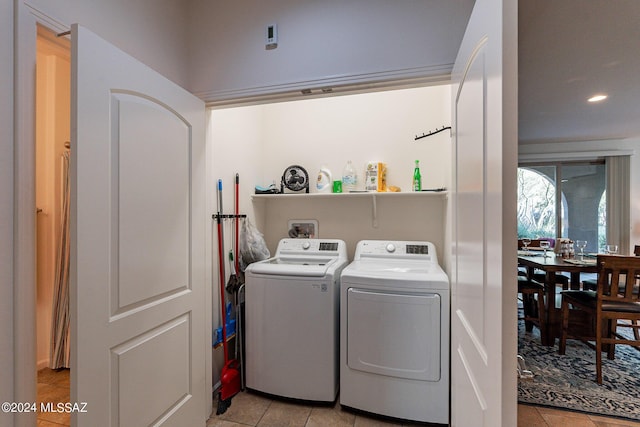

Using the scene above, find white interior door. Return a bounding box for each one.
[449,0,518,426]
[70,25,208,426]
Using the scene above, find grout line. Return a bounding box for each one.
[254,399,272,427]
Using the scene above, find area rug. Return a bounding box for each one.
[517,324,640,421]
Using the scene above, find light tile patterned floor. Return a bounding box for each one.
[208,390,412,426]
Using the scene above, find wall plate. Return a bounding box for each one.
[266,23,278,50]
[287,219,318,238]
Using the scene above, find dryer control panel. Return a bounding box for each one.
[354,240,437,263]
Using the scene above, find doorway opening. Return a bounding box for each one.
[35,25,71,427]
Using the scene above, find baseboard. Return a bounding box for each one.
[36,358,49,370]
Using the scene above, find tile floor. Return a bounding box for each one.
[37,368,640,426]
[209,389,640,427]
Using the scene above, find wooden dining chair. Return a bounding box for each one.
[584,245,640,290]
[518,276,546,341]
[582,245,640,340]
[558,255,640,384]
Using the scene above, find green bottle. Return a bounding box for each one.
[412,160,422,191]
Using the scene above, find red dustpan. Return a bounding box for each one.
[216,179,241,415]
[220,359,241,399]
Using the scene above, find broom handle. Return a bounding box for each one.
[217,179,229,364]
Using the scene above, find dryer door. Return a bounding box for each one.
[346,288,441,381]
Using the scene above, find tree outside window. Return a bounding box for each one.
[517,167,556,239]
[517,162,605,253]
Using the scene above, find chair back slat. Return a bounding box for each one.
[597,255,640,303]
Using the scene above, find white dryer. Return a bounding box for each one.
[245,238,348,402]
[340,240,450,424]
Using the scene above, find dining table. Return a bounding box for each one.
[517,251,599,346]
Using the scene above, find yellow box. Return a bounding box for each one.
[365,162,387,192]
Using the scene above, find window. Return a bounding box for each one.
[517,161,606,253]
[517,166,557,239]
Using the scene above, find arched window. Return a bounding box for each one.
[598,190,607,249]
[517,161,606,254]
[517,168,555,238]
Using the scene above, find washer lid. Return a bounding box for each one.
[247,256,340,277]
[341,259,449,289]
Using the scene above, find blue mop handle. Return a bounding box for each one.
[217,179,224,215]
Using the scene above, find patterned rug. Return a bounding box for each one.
[518,324,640,421]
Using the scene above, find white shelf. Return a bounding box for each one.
[252,190,447,228]
[251,191,447,200]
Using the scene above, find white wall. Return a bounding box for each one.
[208,106,266,230]
[25,0,192,88]
[519,138,640,252]
[188,0,473,102]
[210,84,452,258]
[260,86,451,193]
[0,0,14,424]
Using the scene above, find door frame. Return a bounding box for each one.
[14,4,69,426]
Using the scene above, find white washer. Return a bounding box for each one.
[245,238,348,402]
[340,240,450,424]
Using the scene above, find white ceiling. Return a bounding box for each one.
[518,0,640,144]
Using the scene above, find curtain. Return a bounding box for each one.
[606,155,631,255]
[49,150,70,369]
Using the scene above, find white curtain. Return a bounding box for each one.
[606,155,631,255]
[49,150,70,369]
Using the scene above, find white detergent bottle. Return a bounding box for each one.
[342,160,357,192]
[316,166,332,192]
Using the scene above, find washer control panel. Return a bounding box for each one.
[275,238,346,257]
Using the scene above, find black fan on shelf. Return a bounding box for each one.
[281,165,309,193]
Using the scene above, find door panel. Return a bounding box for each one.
[346,289,440,381]
[71,25,208,426]
[114,92,191,310]
[455,49,487,348]
[112,315,190,426]
[450,0,517,425]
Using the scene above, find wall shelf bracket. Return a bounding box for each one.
[372,193,378,228]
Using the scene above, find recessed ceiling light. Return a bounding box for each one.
[588,94,608,103]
